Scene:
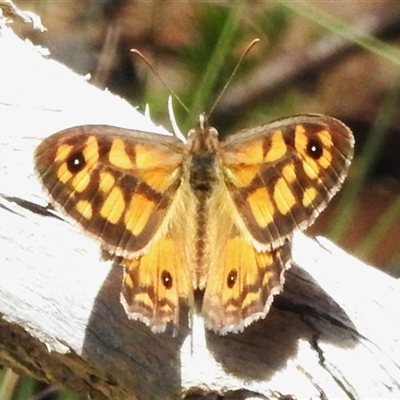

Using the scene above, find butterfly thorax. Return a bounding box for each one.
[187,117,219,194]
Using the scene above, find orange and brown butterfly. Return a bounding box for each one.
[34,113,354,334]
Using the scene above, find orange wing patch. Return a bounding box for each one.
[124,193,156,236]
[247,187,275,229]
[109,139,135,169]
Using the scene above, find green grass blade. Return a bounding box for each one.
[183,2,244,130]
[328,78,400,241]
[278,1,400,66]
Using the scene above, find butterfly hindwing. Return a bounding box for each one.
[120,233,192,333]
[201,219,291,334]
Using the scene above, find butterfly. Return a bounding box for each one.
[34,113,354,334]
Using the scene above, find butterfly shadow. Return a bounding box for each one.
[204,263,357,381]
[81,262,190,398]
[80,261,357,393]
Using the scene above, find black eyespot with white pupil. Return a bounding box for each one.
[306,138,323,160]
[66,151,86,173]
[161,270,173,289]
[227,270,237,288]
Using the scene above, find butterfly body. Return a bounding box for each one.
[35,113,354,334]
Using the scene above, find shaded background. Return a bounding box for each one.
[2,1,400,399]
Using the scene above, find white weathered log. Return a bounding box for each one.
[1,24,400,400]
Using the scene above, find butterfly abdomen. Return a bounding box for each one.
[186,122,222,287]
[187,151,219,287]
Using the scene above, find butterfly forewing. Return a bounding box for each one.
[35,125,185,257]
[221,114,354,249]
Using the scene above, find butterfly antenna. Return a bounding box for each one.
[208,38,260,117]
[131,49,189,113]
